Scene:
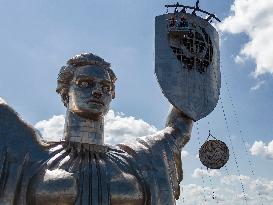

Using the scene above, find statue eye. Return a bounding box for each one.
[102,85,111,93]
[78,81,89,88]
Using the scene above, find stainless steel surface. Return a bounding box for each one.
[0,44,218,204]
[155,12,221,121]
[199,140,229,169]
[164,2,221,22]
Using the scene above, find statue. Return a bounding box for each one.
[0,4,221,205]
[0,53,193,205]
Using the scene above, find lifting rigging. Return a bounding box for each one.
[161,1,261,204]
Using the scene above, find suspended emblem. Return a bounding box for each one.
[199,138,229,169]
[155,10,221,121]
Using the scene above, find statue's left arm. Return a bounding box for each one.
[118,106,193,203]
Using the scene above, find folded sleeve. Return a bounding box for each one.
[118,127,191,205]
[0,102,50,204]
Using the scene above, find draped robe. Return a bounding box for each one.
[0,101,191,205]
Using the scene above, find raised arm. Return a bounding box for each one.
[116,106,194,202]
[165,106,194,150]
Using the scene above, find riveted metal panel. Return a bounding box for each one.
[155,13,221,121]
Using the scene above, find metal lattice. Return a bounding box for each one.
[199,137,229,169]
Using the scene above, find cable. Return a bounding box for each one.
[220,97,249,205]
[222,72,264,205]
[196,122,208,204]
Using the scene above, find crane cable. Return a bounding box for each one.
[196,122,209,204]
[219,69,249,204]
[222,72,264,205]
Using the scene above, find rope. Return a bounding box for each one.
[220,97,249,205]
[181,186,185,204]
[222,72,264,205]
[213,59,248,204]
[196,122,208,204]
[206,121,220,204]
[207,169,219,204]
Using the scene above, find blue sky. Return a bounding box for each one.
[0,0,273,204]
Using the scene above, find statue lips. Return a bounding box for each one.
[88,99,104,106]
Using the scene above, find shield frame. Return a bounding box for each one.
[155,12,221,121]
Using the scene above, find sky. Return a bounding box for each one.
[0,0,273,204]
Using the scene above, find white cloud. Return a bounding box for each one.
[249,178,273,196]
[250,80,266,91]
[34,110,158,145]
[34,115,65,142]
[179,174,272,204]
[236,193,251,201]
[195,154,199,159]
[234,55,245,65]
[104,110,157,144]
[192,168,221,178]
[221,174,250,185]
[219,0,273,77]
[181,150,189,158]
[249,140,273,160]
[220,174,273,204]
[0,97,7,104]
[178,184,225,204]
[222,175,273,196]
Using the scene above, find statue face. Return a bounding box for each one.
[68,65,113,119]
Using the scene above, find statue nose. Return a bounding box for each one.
[92,87,102,98]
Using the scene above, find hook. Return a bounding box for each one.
[196,0,200,9]
[174,2,179,13]
[206,14,214,22]
[192,0,200,15]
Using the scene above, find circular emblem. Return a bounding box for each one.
[167,15,213,73]
[199,140,229,169]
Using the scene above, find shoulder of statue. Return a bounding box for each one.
[0,99,50,161]
[116,128,173,153]
[0,99,51,201]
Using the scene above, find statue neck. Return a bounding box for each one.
[64,110,104,145]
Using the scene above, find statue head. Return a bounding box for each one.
[56,53,117,120]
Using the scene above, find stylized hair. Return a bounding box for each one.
[56,53,117,107]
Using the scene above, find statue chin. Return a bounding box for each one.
[72,109,105,120]
[69,102,109,120]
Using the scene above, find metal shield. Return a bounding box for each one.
[155,12,221,121]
